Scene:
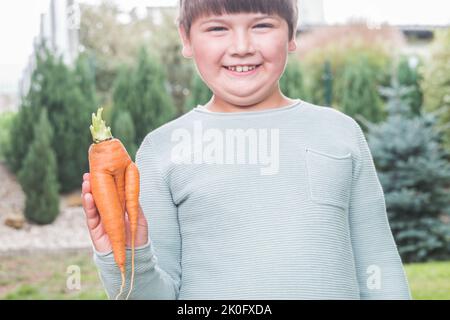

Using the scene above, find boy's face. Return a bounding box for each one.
[179,12,297,107]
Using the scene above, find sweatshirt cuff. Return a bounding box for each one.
[93,240,157,275]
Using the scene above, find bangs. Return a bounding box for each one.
[178,0,298,40]
[183,0,293,19]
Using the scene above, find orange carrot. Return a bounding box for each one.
[88,107,140,300]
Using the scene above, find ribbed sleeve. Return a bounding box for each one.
[348,120,411,299]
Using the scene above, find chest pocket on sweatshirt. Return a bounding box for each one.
[305,147,353,210]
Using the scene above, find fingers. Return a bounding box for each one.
[81,179,91,194]
[82,192,101,229]
[81,188,97,217]
[81,178,100,229]
[83,172,90,182]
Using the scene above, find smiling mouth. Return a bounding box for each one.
[222,64,262,74]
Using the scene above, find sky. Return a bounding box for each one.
[323,0,450,25]
[0,0,449,93]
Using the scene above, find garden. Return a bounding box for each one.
[0,2,449,299]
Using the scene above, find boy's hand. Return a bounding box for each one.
[81,173,149,253]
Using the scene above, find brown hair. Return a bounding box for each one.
[177,0,299,41]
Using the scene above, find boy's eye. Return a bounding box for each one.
[254,23,273,28]
[207,24,273,32]
[207,26,227,32]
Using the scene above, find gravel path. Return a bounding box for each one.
[0,161,25,217]
[0,161,92,254]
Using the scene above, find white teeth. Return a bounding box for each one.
[227,65,257,73]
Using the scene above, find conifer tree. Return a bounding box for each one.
[366,77,450,262]
[126,47,176,145]
[18,109,60,225]
[113,110,138,160]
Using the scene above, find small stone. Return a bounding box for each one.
[4,213,26,230]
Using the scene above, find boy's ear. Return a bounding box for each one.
[288,37,297,53]
[178,25,193,59]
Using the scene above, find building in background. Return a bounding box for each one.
[399,25,445,58]
[18,0,80,99]
[296,0,443,59]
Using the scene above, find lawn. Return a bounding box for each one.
[0,250,448,299]
[404,261,450,300]
[0,249,107,300]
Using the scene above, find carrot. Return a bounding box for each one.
[88,107,140,300]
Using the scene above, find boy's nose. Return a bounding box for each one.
[229,31,256,55]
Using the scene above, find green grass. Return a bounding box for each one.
[0,249,107,300]
[404,261,450,300]
[1,249,449,299]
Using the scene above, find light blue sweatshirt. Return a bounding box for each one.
[93,99,411,300]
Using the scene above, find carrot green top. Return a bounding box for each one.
[90,107,113,144]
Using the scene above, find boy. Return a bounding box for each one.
[81,0,411,299]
